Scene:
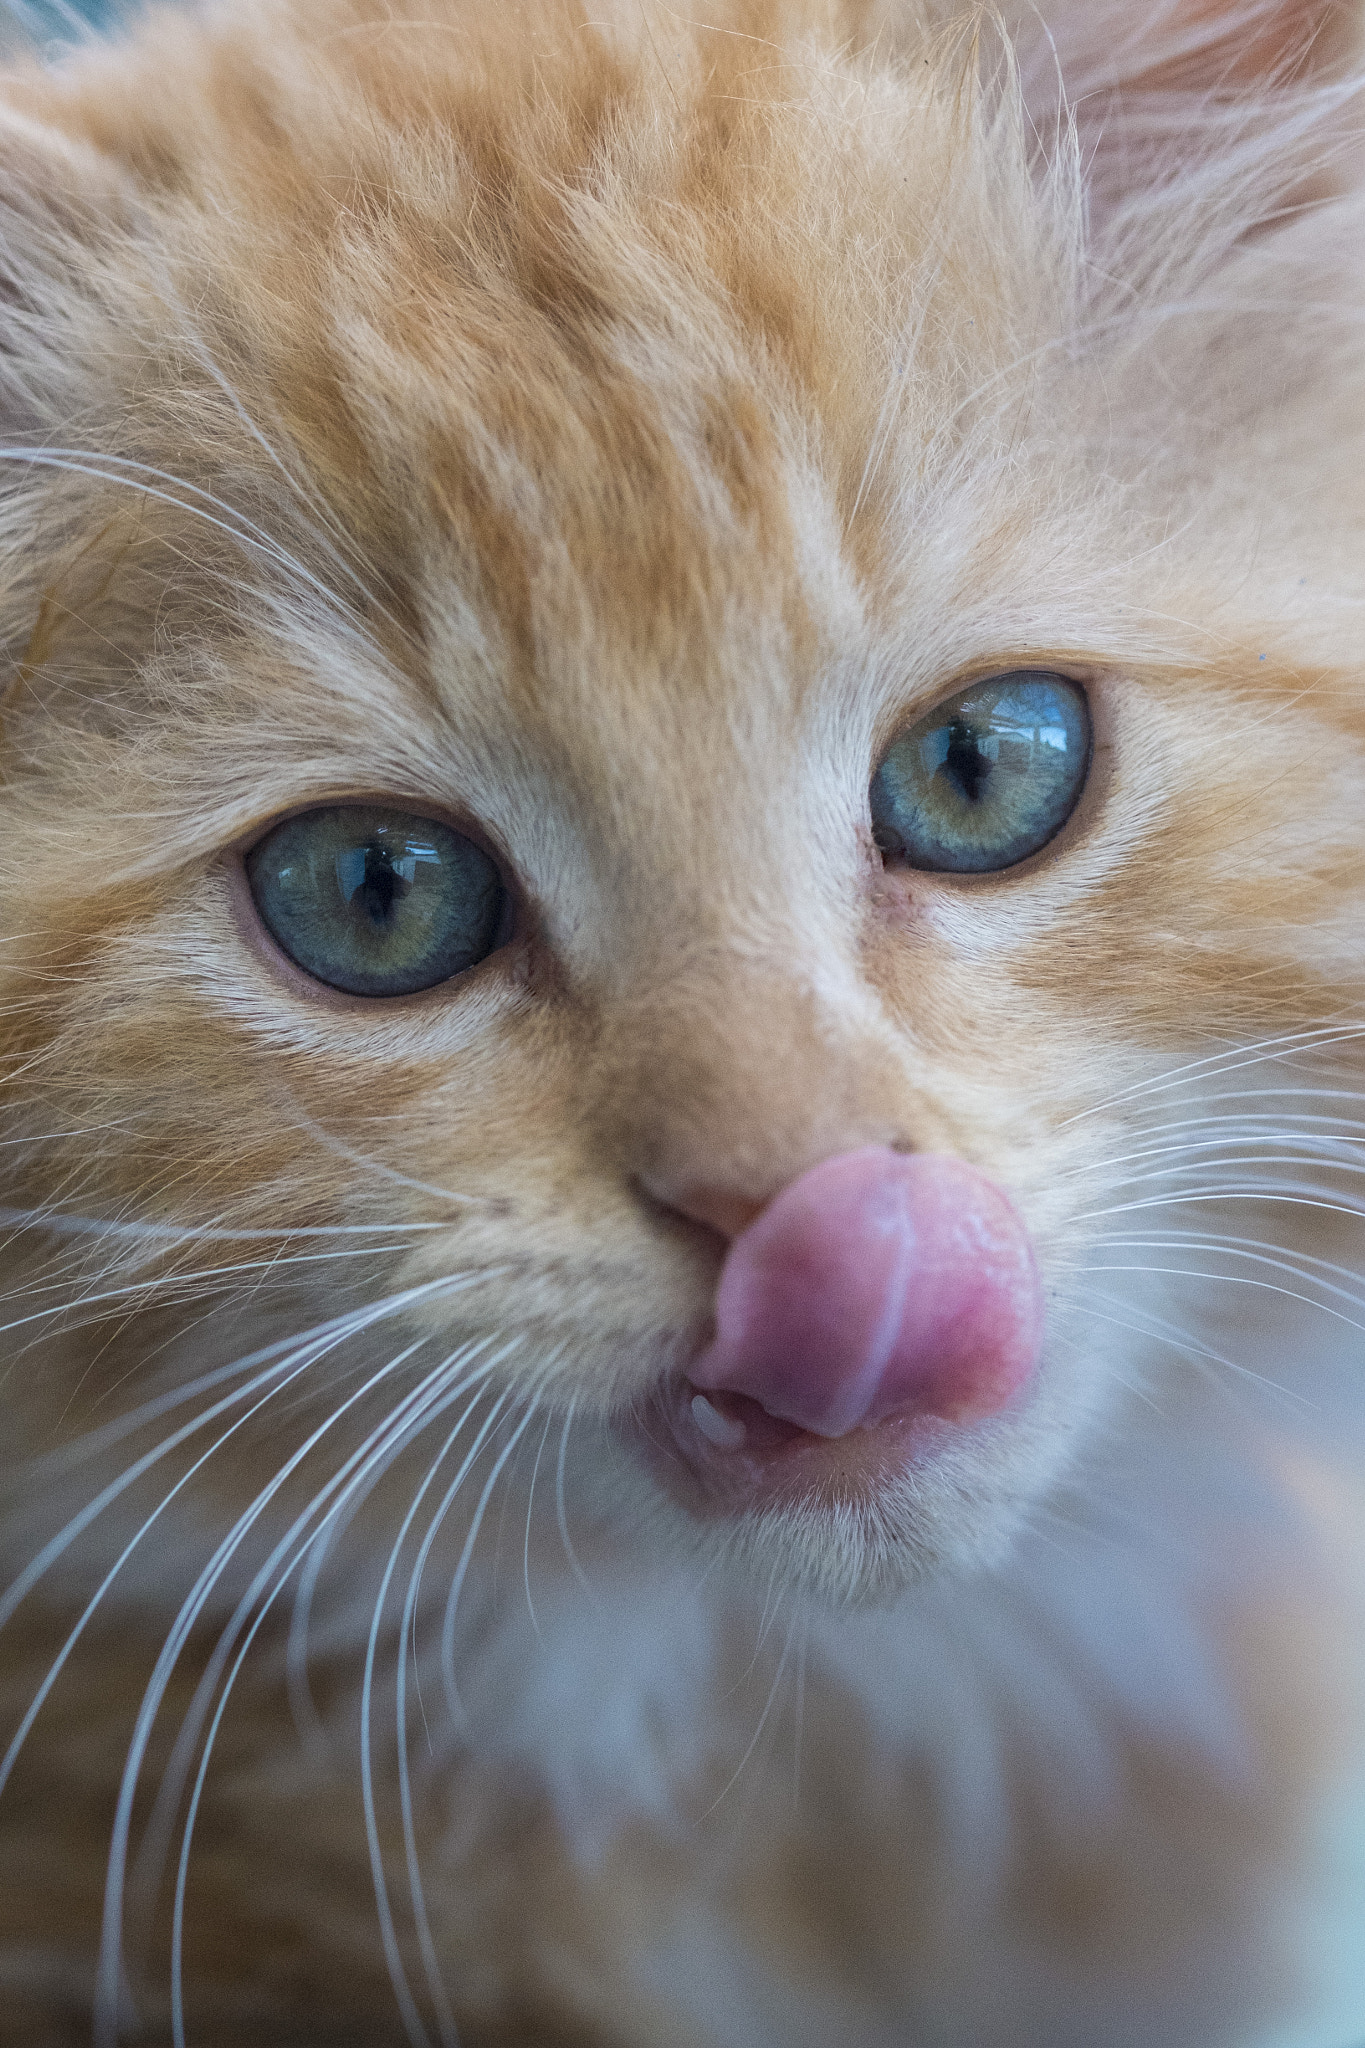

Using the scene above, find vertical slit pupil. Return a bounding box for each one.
[359,849,401,925]
[943,720,991,803]
[337,843,406,926]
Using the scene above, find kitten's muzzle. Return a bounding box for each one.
[679,1147,1042,1476]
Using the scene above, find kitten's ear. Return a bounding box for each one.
[1017,0,1364,224]
[0,93,147,752]
[0,95,140,434]
[0,88,138,267]
[1063,0,1359,94]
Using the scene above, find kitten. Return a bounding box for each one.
[1,0,1365,2041]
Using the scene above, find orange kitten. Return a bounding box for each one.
[1,0,1364,2041]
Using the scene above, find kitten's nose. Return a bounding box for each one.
[659,1183,766,1243]
[688,1148,1042,1439]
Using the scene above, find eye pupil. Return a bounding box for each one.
[871,672,1091,874]
[341,845,406,926]
[359,858,399,925]
[942,720,991,804]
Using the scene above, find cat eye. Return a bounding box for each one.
[869,672,1091,873]
[245,804,507,997]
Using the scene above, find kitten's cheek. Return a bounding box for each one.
[650,1149,1043,1505]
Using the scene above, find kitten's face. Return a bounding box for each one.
[2,0,1363,1603]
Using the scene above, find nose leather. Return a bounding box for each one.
[662,1184,767,1242]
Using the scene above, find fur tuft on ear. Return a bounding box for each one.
[1048,0,1358,94]
[0,94,139,423]
[0,89,164,764]
[0,91,135,248]
[1006,0,1365,235]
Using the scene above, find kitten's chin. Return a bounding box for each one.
[619,1375,1058,1604]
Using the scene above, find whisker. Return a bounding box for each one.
[554,1396,598,1607]
[0,1242,450,1341]
[1078,1262,1365,1335]
[700,1620,797,1822]
[283,1453,395,1760]
[0,1274,495,1637]
[1074,1188,1365,1227]
[0,1329,345,1807]
[395,1362,536,2046]
[162,1353,505,2048]
[248,1087,491,1213]
[0,1206,448,1241]
[95,1334,500,2048]
[1078,1235,1365,1313]
[1087,1226,1365,1279]
[132,1340,495,1935]
[401,1417,543,2048]
[0,446,374,643]
[1064,1286,1304,1399]
[170,336,420,649]
[1054,1021,1365,1126]
[437,1401,538,1724]
[1056,1118,1365,1181]
[790,1628,808,1817]
[362,1375,526,2048]
[521,1411,555,1644]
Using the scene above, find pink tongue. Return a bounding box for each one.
[688,1149,1042,1439]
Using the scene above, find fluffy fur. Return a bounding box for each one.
[1,0,1365,2040]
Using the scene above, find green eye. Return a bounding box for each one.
[246,804,506,997]
[869,672,1091,873]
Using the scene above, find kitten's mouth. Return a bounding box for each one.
[637,1379,965,1516]
[633,1147,1043,1514]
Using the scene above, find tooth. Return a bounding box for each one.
[691,1392,747,1450]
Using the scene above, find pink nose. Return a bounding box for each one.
[687,1148,1043,1439]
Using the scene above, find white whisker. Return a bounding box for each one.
[1055,1022,1365,1126]
[553,1396,598,1607]
[0,446,375,643]
[0,1274,495,1637]
[1075,1188,1365,1225]
[1078,1235,1365,1313]
[790,1627,808,1816]
[436,1403,539,1725]
[700,1620,797,1822]
[162,1348,505,2048]
[362,1370,526,2048]
[1065,1286,1303,1399]
[521,1411,555,1643]
[392,1362,535,2045]
[170,335,420,649]
[0,1206,447,1240]
[1080,1262,1365,1335]
[97,1335,489,2048]
[134,1339,493,1928]
[399,1413,533,2045]
[1,1332,339,1808]
[0,1242,456,1341]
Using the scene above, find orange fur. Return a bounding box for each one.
[1,0,1364,2040]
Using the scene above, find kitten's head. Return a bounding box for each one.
[2,0,1363,1602]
